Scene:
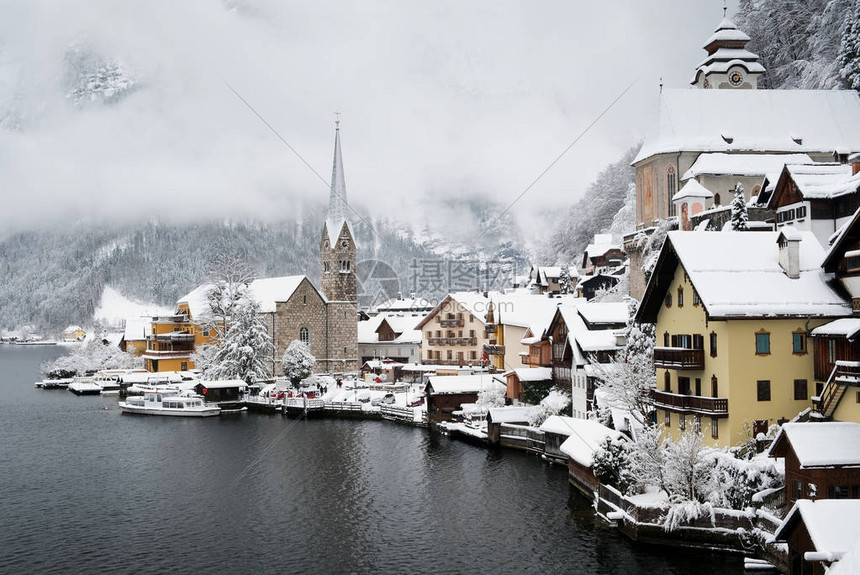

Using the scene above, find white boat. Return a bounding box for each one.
[68,379,102,396]
[119,390,220,417]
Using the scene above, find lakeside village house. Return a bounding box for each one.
[141,122,359,377]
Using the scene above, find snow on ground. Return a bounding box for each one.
[94,286,172,328]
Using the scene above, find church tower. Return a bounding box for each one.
[320,120,357,304]
[691,12,765,90]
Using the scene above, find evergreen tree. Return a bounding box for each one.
[558,264,574,294]
[593,435,635,494]
[282,340,315,387]
[202,297,273,383]
[730,183,749,231]
[840,0,860,89]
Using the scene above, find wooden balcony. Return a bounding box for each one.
[485,325,497,334]
[483,344,505,356]
[653,347,704,370]
[440,318,464,328]
[651,389,728,417]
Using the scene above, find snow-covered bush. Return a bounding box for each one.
[708,451,781,510]
[282,340,315,387]
[527,388,570,427]
[663,429,713,503]
[662,500,716,532]
[476,385,506,408]
[593,435,635,494]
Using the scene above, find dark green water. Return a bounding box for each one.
[0,345,741,574]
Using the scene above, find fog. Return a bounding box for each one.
[0,0,737,235]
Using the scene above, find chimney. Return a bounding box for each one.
[777,227,801,279]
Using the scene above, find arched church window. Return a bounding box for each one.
[714,193,721,206]
[666,166,677,216]
[300,327,310,344]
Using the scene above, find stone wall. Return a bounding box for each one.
[272,278,329,376]
[322,301,359,375]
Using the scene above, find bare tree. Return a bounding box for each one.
[203,252,255,339]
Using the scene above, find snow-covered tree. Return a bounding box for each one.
[527,388,571,427]
[199,297,273,383]
[282,340,315,387]
[730,183,748,231]
[840,0,860,89]
[628,425,669,495]
[476,385,506,408]
[204,252,255,339]
[591,297,656,427]
[558,265,574,295]
[708,450,781,510]
[593,435,635,493]
[663,429,713,503]
[43,339,142,377]
[638,218,676,284]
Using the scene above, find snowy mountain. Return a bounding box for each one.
[0,210,530,334]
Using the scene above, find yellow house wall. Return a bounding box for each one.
[420,299,487,365]
[833,388,860,423]
[655,263,822,447]
[500,324,528,372]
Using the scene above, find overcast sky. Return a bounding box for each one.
[0,0,738,235]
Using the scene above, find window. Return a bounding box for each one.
[711,417,719,439]
[711,375,718,398]
[667,166,676,216]
[324,262,330,273]
[694,415,702,433]
[447,350,453,360]
[672,334,692,349]
[792,331,806,354]
[857,391,860,404]
[202,329,210,337]
[714,192,721,206]
[664,371,671,392]
[426,331,432,339]
[303,294,307,304]
[678,377,691,395]
[847,253,860,273]
[470,351,477,360]
[469,329,475,338]
[695,378,702,396]
[181,362,187,371]
[757,380,771,401]
[828,339,837,364]
[710,332,718,357]
[299,327,309,344]
[692,334,704,350]
[665,411,671,427]
[664,332,670,347]
[755,331,771,355]
[665,293,672,307]
[679,414,686,430]
[794,379,808,401]
[693,290,700,306]
[796,205,807,219]
[831,485,852,499]
[677,286,684,307]
[794,481,804,500]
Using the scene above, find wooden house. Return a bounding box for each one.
[774,499,860,575]
[425,374,505,423]
[558,419,626,496]
[486,406,532,445]
[768,422,860,504]
[194,380,247,404]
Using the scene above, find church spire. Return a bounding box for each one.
[328,118,348,225]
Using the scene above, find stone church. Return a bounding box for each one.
[166,122,359,376]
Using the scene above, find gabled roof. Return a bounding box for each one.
[123,318,151,341]
[681,153,813,181]
[502,367,552,382]
[633,89,860,165]
[775,499,860,560]
[636,231,850,322]
[768,163,860,210]
[415,292,495,329]
[768,422,860,468]
[673,179,714,202]
[487,406,533,424]
[357,312,424,345]
[557,419,626,468]
[811,318,860,340]
[823,206,860,272]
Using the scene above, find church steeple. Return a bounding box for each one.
[691,14,765,89]
[320,120,357,304]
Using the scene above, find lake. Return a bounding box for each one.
[0,345,741,574]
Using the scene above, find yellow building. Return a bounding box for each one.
[143,312,205,373]
[61,325,86,342]
[636,229,851,447]
[119,318,152,357]
[415,293,492,368]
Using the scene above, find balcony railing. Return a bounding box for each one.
[427,337,478,347]
[441,318,464,328]
[651,389,728,417]
[485,325,497,334]
[653,347,705,370]
[483,344,505,356]
[522,354,542,366]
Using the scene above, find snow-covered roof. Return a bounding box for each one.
[775,499,860,560]
[362,359,404,370]
[178,275,309,321]
[828,535,860,575]
[554,302,625,366]
[503,367,552,382]
[769,422,860,468]
[576,302,629,327]
[584,241,622,260]
[63,325,84,333]
[673,179,714,202]
[811,318,860,339]
[539,415,579,436]
[538,266,580,284]
[123,318,151,341]
[557,419,626,468]
[779,163,860,201]
[633,89,860,165]
[681,153,813,181]
[492,293,578,332]
[357,312,424,345]
[487,406,533,424]
[197,379,247,389]
[650,231,851,319]
[426,374,505,395]
[372,295,435,313]
[703,18,751,47]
